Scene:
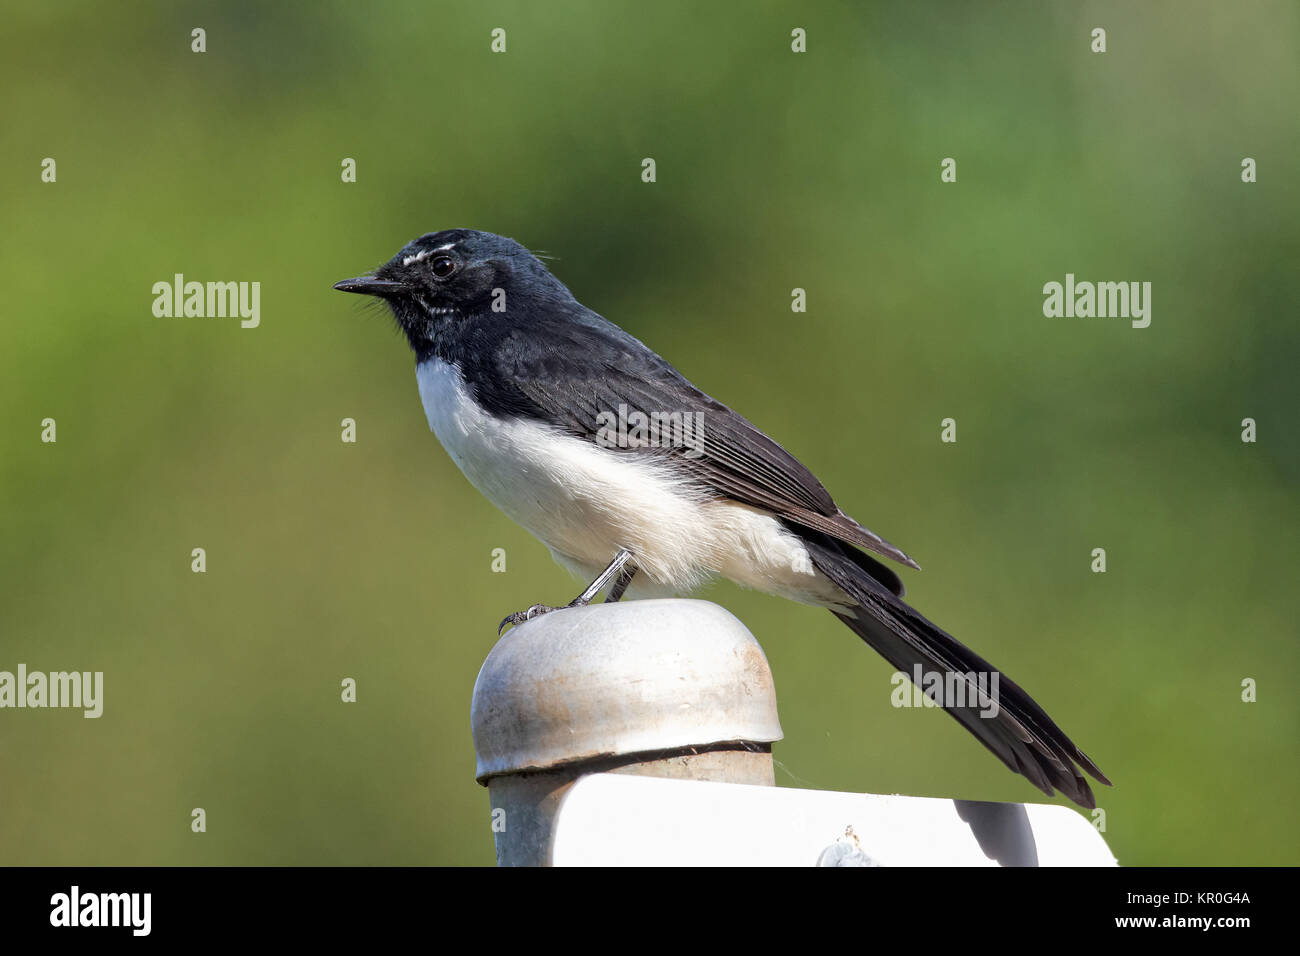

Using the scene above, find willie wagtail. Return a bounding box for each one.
[334,229,1111,808]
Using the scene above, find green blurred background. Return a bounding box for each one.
[2,0,1297,866]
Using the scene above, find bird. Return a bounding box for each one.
[334,228,1111,809]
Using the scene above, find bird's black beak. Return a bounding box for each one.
[333,276,406,296]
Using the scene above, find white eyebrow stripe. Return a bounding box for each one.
[401,243,455,267]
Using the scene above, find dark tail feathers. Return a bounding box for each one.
[801,530,1111,809]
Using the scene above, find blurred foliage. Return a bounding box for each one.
[1,0,1296,865]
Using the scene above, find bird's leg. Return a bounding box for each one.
[498,549,634,634]
[604,564,637,603]
[567,548,634,607]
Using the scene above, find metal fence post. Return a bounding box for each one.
[471,598,782,866]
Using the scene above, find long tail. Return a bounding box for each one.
[799,530,1111,808]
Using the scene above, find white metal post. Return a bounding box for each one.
[470,599,782,866]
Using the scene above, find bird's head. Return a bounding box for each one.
[334,229,571,354]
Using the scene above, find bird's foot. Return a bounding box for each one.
[498,603,561,636]
[496,548,636,636]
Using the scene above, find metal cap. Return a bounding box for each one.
[471,599,783,781]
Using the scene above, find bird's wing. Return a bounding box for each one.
[487,311,920,573]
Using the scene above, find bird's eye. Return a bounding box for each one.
[431,255,457,278]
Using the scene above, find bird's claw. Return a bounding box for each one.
[497,603,560,636]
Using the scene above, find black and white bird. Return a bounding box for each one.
[334,229,1111,808]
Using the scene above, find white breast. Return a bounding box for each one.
[415,358,847,608]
